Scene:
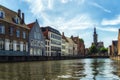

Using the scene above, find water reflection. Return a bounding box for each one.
[0,59,119,80]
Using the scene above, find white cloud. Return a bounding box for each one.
[97,27,118,32]
[61,0,69,3]
[101,15,120,25]
[90,2,111,13]
[24,0,95,31]
[24,0,54,15]
[23,0,117,48]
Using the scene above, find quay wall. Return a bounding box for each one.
[110,56,120,60]
[0,56,109,62]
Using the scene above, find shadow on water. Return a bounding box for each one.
[0,59,119,80]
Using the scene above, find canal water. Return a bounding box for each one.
[0,59,120,80]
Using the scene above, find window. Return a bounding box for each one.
[9,27,13,36]
[30,48,33,55]
[23,31,26,39]
[16,29,20,38]
[0,39,4,50]
[17,42,20,51]
[0,10,5,19]
[48,42,49,45]
[45,41,47,45]
[14,16,20,24]
[23,43,26,51]
[9,41,13,51]
[34,32,37,39]
[0,24,5,34]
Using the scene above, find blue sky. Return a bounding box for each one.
[0,0,120,48]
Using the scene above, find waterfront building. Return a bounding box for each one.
[66,37,74,56]
[0,5,29,55]
[70,36,78,56]
[71,36,85,56]
[111,40,118,56]
[92,27,104,48]
[61,32,70,56]
[118,29,120,55]
[61,38,66,56]
[85,48,89,55]
[41,26,61,56]
[27,20,46,56]
[108,45,112,56]
[61,32,67,56]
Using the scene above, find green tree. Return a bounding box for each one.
[99,47,108,53]
[79,38,84,43]
[89,44,98,54]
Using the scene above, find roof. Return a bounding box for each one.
[40,28,49,40]
[66,37,74,44]
[71,36,79,44]
[41,26,61,35]
[62,33,68,42]
[112,40,118,46]
[27,22,35,29]
[0,5,29,29]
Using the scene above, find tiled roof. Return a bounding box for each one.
[27,22,35,29]
[62,35,68,42]
[41,28,49,40]
[66,37,74,44]
[41,26,61,35]
[0,5,29,29]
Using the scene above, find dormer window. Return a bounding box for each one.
[14,15,20,24]
[0,10,5,19]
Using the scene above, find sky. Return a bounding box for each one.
[0,0,120,48]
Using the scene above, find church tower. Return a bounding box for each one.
[93,27,98,46]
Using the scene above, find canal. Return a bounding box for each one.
[0,59,120,80]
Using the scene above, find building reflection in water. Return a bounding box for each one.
[0,59,119,80]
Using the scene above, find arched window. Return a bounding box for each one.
[0,10,5,19]
[0,39,4,50]
[0,24,5,34]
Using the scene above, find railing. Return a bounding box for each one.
[0,50,28,56]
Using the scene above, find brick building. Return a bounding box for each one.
[71,36,85,56]
[118,29,120,55]
[111,40,118,56]
[0,5,29,55]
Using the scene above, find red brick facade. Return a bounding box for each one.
[71,36,85,56]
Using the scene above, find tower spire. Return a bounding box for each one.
[94,27,96,33]
[93,27,98,46]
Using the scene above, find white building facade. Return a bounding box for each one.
[41,26,62,56]
[28,20,46,56]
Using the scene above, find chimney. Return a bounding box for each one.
[18,9,21,18]
[22,13,24,24]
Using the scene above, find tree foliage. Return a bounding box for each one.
[89,44,98,54]
[79,38,84,43]
[99,47,108,53]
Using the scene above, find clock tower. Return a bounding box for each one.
[93,27,98,46]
